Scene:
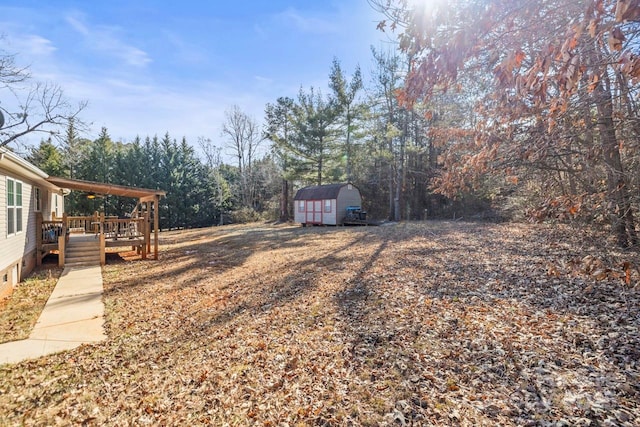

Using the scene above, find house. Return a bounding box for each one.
[294,183,363,226]
[1,148,167,299]
[0,147,65,299]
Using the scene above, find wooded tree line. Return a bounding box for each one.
[25,48,462,228]
[15,0,640,245]
[28,122,282,230]
[368,0,640,245]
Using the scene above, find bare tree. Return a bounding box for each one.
[221,105,263,209]
[198,136,228,225]
[0,45,86,148]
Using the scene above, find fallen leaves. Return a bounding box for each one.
[0,265,61,343]
[0,221,638,425]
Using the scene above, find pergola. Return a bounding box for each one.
[45,176,166,260]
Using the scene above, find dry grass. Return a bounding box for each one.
[0,264,62,343]
[0,221,639,426]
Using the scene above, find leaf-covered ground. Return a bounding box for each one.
[0,266,61,344]
[0,221,638,426]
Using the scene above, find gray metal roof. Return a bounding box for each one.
[293,183,357,200]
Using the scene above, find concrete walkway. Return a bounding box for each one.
[0,265,106,365]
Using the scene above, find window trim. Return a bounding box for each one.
[324,199,332,213]
[7,177,23,235]
[34,187,41,212]
[298,200,305,212]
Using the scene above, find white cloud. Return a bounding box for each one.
[276,7,340,34]
[64,12,152,68]
[254,75,273,84]
[19,35,57,56]
[115,45,152,68]
[56,74,266,148]
[162,31,208,65]
[65,14,89,36]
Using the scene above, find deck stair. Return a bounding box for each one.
[64,234,101,267]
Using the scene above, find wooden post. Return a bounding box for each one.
[58,236,65,267]
[36,212,43,266]
[93,211,99,233]
[59,213,68,267]
[142,212,148,260]
[99,212,106,265]
[146,202,151,255]
[153,196,159,260]
[62,213,68,242]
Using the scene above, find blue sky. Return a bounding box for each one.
[0,0,388,153]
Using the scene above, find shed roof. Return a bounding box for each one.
[293,183,357,200]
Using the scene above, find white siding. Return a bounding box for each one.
[0,152,62,288]
[0,172,58,278]
[23,182,36,253]
[0,174,5,242]
[294,200,306,224]
[323,199,337,225]
[42,189,54,220]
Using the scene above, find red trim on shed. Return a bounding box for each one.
[305,199,323,224]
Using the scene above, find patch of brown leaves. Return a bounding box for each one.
[0,265,62,343]
[0,221,638,425]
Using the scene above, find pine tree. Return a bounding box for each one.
[329,58,364,182]
[27,137,65,177]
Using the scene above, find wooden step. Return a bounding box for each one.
[65,234,101,266]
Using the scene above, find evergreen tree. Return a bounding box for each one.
[264,97,295,221]
[329,58,364,182]
[77,127,116,214]
[368,47,404,220]
[289,87,341,185]
[60,118,90,214]
[27,137,65,176]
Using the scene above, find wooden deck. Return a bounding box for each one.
[37,213,156,266]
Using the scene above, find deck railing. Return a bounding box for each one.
[67,215,96,233]
[36,213,68,266]
[102,218,145,240]
[41,220,66,243]
[37,212,151,266]
[65,214,118,233]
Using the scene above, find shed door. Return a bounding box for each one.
[306,200,322,224]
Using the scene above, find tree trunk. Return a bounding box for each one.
[594,76,638,247]
[395,110,407,222]
[280,178,289,222]
[345,105,352,182]
[388,136,395,221]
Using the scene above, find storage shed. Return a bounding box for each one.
[294,183,362,226]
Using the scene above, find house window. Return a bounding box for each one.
[298,200,305,212]
[324,199,332,213]
[34,187,41,212]
[7,178,23,235]
[55,194,59,217]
